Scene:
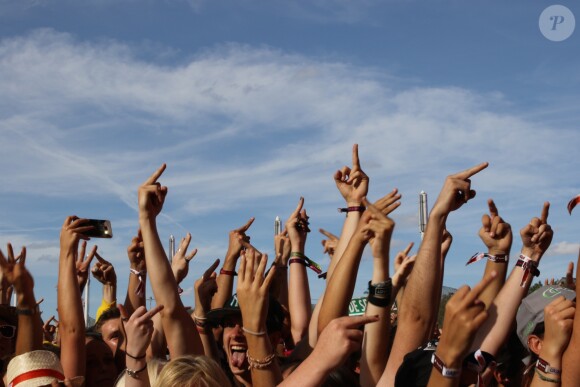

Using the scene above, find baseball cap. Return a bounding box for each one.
[516,285,576,348]
[205,294,284,333]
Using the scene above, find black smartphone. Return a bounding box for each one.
[84,219,113,238]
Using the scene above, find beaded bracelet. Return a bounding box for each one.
[247,353,276,370]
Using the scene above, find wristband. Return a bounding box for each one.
[338,206,366,214]
[247,352,276,369]
[129,268,146,297]
[516,254,540,287]
[535,368,561,383]
[126,364,147,378]
[431,353,461,378]
[367,280,392,307]
[536,357,561,375]
[220,268,237,276]
[126,351,146,360]
[466,252,509,266]
[242,327,266,336]
[289,252,322,275]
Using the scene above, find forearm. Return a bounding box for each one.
[289,246,312,343]
[211,254,236,309]
[125,356,150,387]
[103,283,116,305]
[15,291,43,355]
[477,263,534,355]
[277,269,289,311]
[360,260,391,387]
[278,354,329,387]
[381,212,446,387]
[317,235,365,336]
[326,211,361,281]
[245,335,282,386]
[140,216,201,356]
[58,250,86,379]
[124,270,146,317]
[478,258,509,310]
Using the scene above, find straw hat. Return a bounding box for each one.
[6,350,65,387]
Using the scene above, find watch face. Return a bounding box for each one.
[375,288,387,295]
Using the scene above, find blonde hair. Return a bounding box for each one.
[155,355,231,387]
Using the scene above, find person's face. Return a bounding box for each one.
[99,317,123,355]
[0,319,16,359]
[221,314,249,376]
[85,338,117,387]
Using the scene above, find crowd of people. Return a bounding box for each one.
[0,144,578,387]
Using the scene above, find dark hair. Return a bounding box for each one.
[93,307,120,333]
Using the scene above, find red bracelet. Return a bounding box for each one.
[220,268,237,276]
[289,258,306,266]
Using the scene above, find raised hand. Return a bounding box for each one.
[138,164,168,219]
[43,315,58,342]
[236,247,277,333]
[542,296,575,359]
[172,233,198,285]
[0,246,33,298]
[478,199,512,256]
[314,315,379,369]
[357,190,401,242]
[520,202,553,260]
[0,243,25,305]
[285,197,310,251]
[392,243,416,290]
[127,230,146,272]
[60,216,93,254]
[435,271,497,368]
[565,261,575,290]
[274,230,291,266]
[91,252,117,286]
[360,198,396,258]
[432,162,489,217]
[225,217,254,260]
[119,304,164,359]
[194,259,220,315]
[334,144,369,206]
[319,228,339,258]
[76,241,97,292]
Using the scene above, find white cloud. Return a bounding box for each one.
[1,29,579,316]
[548,241,580,256]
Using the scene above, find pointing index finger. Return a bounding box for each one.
[403,242,414,256]
[464,271,497,305]
[454,162,489,179]
[319,228,338,240]
[541,202,550,224]
[236,217,255,233]
[143,163,167,185]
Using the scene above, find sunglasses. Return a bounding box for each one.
[0,325,16,339]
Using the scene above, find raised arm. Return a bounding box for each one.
[236,247,282,386]
[171,233,197,287]
[0,246,43,355]
[427,272,496,387]
[307,144,369,347]
[476,203,553,357]
[381,162,489,387]
[270,230,291,312]
[138,164,202,357]
[474,199,512,308]
[286,197,312,344]
[192,259,220,360]
[562,248,580,384]
[124,230,147,316]
[59,216,92,379]
[318,191,401,336]
[211,217,254,309]
[360,199,397,387]
[91,251,118,321]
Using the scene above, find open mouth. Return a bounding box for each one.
[230,345,248,368]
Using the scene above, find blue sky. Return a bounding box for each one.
[1,0,579,320]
